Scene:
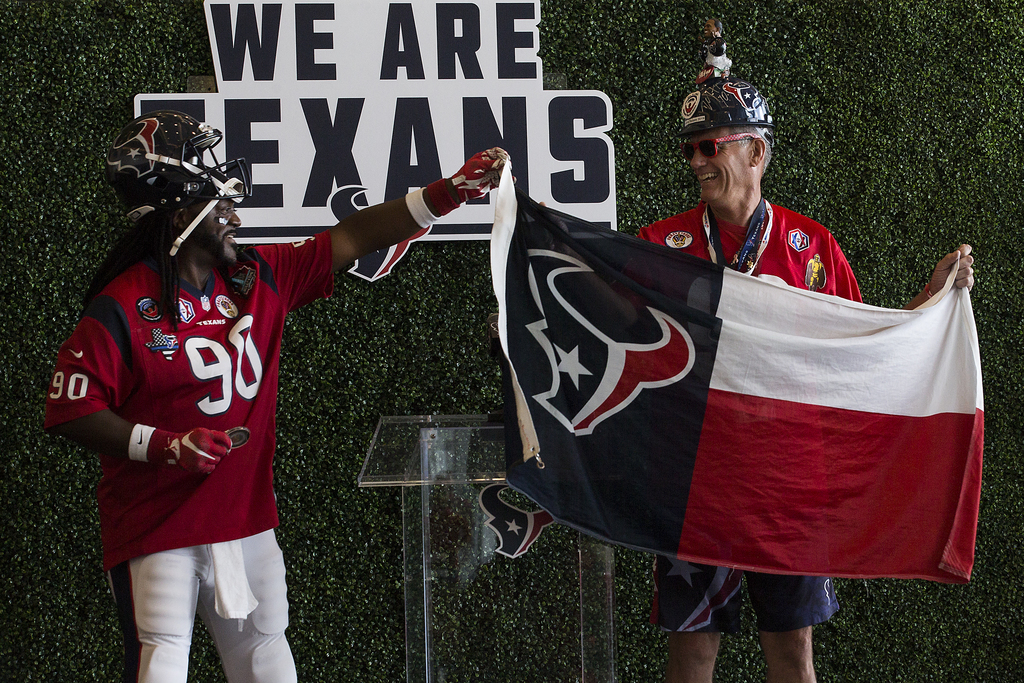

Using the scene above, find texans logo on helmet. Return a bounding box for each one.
[479,484,553,558]
[108,118,159,176]
[722,82,763,110]
[524,250,696,435]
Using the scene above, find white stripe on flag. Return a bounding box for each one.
[710,268,983,417]
[491,162,542,464]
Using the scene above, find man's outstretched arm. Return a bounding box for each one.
[328,148,508,271]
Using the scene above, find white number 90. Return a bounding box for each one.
[49,371,89,400]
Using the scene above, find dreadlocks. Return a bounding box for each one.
[84,211,183,329]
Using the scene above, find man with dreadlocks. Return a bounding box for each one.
[44,110,507,683]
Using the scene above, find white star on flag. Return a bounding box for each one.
[554,344,592,389]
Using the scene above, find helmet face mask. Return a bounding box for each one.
[106,111,251,222]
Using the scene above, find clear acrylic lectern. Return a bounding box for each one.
[359,415,616,683]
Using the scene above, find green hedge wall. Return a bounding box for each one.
[3,0,1022,681]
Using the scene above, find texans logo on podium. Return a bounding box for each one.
[479,484,553,558]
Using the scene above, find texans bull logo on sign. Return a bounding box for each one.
[479,484,553,558]
[324,183,429,282]
[524,249,696,435]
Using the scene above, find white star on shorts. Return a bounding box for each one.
[667,558,702,586]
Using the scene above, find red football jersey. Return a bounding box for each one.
[638,202,862,302]
[45,233,335,570]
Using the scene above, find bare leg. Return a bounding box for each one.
[666,631,721,683]
[759,627,816,683]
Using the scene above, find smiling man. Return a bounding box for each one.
[637,23,974,683]
[44,110,506,683]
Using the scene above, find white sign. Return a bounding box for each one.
[136,0,616,279]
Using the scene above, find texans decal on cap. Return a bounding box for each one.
[722,81,763,109]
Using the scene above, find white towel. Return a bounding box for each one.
[209,539,259,619]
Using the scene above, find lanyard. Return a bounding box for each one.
[701,199,774,274]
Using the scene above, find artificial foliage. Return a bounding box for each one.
[2,0,1022,681]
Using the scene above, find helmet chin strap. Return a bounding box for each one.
[169,199,217,256]
[169,178,246,257]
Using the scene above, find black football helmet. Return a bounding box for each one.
[681,77,774,143]
[106,110,251,221]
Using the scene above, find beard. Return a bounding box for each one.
[190,224,239,268]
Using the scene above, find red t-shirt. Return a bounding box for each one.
[638,202,862,302]
[45,233,335,570]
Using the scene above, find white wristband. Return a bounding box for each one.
[405,188,439,229]
[129,423,157,462]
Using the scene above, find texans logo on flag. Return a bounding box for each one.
[524,249,696,435]
[479,483,553,558]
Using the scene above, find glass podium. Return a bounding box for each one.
[359,415,616,683]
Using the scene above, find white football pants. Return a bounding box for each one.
[107,529,296,683]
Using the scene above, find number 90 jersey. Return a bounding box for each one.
[45,233,335,571]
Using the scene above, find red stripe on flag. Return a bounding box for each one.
[676,389,983,583]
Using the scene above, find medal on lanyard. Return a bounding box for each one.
[702,200,774,274]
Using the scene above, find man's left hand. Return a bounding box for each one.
[928,244,975,294]
[450,147,509,203]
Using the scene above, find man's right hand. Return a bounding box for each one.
[151,428,232,474]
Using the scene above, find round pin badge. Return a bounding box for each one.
[136,297,161,322]
[215,295,239,318]
[665,231,694,249]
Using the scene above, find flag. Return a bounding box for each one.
[490,166,984,583]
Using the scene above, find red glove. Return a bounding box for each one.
[149,428,231,474]
[426,147,509,216]
[450,147,509,202]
